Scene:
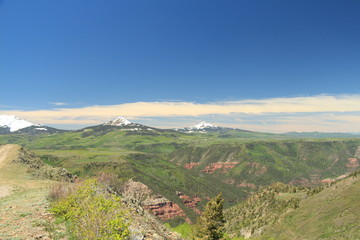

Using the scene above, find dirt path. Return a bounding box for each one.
[0,144,17,198]
[0,144,58,239]
[0,144,14,164]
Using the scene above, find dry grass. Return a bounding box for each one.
[48,181,80,202]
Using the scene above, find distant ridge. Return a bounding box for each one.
[175,121,250,133]
[282,131,360,138]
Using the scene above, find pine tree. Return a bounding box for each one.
[192,193,225,240]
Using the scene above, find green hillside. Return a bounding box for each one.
[170,140,360,190]
[225,171,360,239]
[225,182,310,238]
[260,171,360,239]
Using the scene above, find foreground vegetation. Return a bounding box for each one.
[50,178,130,239]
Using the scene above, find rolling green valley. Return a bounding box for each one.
[1,117,360,239]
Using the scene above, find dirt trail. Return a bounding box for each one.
[0,144,17,168]
[0,144,17,198]
[0,144,56,239]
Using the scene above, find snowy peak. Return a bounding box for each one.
[189,121,217,130]
[0,115,36,132]
[174,121,251,133]
[103,116,132,126]
[175,121,221,133]
[81,116,158,133]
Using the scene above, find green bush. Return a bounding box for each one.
[50,179,130,239]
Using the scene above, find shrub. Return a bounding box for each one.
[96,172,126,195]
[48,181,79,202]
[50,179,130,239]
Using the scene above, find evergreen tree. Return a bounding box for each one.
[192,193,225,240]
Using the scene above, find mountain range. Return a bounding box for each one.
[1,115,360,138]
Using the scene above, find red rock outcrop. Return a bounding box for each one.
[176,191,202,215]
[346,158,359,168]
[320,178,334,184]
[184,162,200,169]
[202,162,239,173]
[143,195,190,222]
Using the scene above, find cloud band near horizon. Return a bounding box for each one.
[2,95,360,133]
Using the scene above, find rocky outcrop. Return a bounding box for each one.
[143,195,189,222]
[176,191,202,215]
[14,147,73,181]
[202,162,239,173]
[183,162,200,169]
[346,158,359,168]
[123,181,197,224]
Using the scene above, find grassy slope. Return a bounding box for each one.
[259,173,360,239]
[170,140,360,188]
[225,182,309,239]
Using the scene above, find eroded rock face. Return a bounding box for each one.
[123,180,152,204]
[176,191,202,215]
[202,162,239,173]
[143,195,189,222]
[119,181,183,239]
[346,158,360,168]
[123,181,199,224]
[183,162,200,169]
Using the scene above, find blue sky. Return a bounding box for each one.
[1,0,360,132]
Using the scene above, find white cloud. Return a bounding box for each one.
[2,94,360,132]
[49,102,67,106]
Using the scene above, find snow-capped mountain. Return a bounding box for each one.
[174,121,251,133]
[0,115,36,132]
[188,121,218,130]
[79,116,158,135]
[0,115,67,134]
[175,121,222,133]
[103,116,132,126]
